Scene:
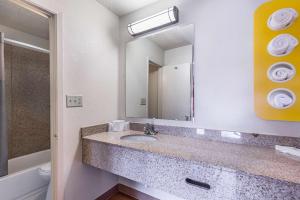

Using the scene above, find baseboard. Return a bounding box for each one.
[96,185,119,200]
[96,184,158,200]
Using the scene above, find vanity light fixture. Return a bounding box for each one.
[128,6,179,36]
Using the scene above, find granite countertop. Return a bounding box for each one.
[83,130,300,185]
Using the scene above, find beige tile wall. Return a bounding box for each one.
[4,44,50,159]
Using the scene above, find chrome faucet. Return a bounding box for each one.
[144,123,158,135]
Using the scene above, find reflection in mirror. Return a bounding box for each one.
[126,24,194,121]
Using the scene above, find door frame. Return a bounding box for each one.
[10,1,64,199]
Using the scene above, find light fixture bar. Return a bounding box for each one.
[128,6,179,37]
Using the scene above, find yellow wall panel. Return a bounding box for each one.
[254,0,300,121]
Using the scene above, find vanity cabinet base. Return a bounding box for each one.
[83,140,300,200]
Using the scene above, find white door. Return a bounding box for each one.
[160,63,191,120]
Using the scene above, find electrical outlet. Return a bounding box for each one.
[66,95,83,108]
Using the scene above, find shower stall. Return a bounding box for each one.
[0,32,51,200]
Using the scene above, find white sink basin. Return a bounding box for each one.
[120,134,157,142]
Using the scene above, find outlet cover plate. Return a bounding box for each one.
[66,95,83,108]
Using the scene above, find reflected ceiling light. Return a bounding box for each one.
[128,6,179,37]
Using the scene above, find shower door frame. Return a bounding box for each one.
[48,12,64,200]
[0,32,8,178]
[10,1,64,200]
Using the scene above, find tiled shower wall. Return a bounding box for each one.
[4,44,50,159]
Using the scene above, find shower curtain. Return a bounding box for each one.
[0,32,8,177]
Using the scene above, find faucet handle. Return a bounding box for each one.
[144,123,157,135]
[144,123,151,131]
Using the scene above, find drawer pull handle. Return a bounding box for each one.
[185,178,211,190]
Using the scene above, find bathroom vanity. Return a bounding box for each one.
[81,124,300,200]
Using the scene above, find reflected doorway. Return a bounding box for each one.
[148,61,161,119]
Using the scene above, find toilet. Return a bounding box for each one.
[38,163,52,200]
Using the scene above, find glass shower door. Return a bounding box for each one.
[0,32,8,177]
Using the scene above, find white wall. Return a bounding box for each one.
[164,45,193,66]
[0,24,49,49]
[126,38,164,117]
[61,0,120,199]
[120,0,300,137]
[28,0,120,199]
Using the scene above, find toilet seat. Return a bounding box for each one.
[39,163,51,182]
[39,163,51,175]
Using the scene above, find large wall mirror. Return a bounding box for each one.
[126,24,194,121]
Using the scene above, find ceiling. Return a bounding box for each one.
[96,0,160,16]
[148,25,194,50]
[0,0,49,39]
